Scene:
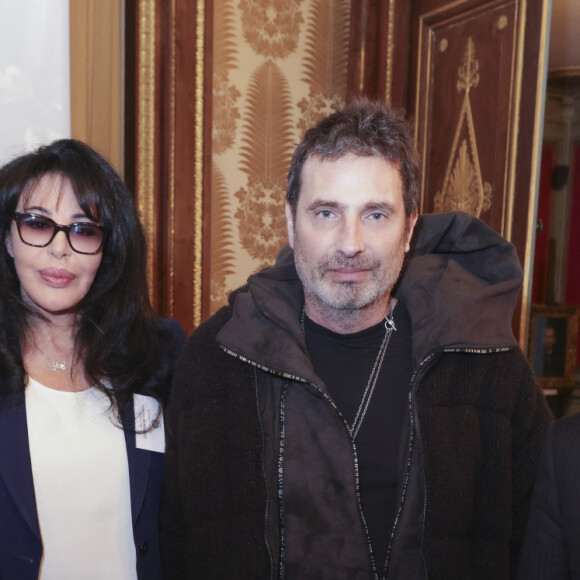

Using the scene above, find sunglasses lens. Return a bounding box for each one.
[17,215,55,246]
[68,224,105,254]
[16,214,104,254]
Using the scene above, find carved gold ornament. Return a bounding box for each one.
[434,37,492,217]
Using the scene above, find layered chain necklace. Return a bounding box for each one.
[301,302,397,439]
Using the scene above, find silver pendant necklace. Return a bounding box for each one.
[301,303,397,439]
[37,347,69,372]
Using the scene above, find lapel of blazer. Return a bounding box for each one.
[0,393,41,540]
[119,397,151,525]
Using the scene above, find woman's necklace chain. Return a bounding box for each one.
[300,302,397,439]
[36,346,69,372]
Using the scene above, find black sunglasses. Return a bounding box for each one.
[13,212,107,255]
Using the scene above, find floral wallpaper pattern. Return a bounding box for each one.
[210,0,351,313]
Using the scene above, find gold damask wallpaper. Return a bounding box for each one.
[209,0,351,314]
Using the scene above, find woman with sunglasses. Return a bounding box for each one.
[0,139,184,579]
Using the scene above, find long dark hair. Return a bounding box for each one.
[0,139,177,411]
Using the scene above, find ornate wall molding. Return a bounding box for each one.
[385,0,395,104]
[133,0,206,331]
[434,38,492,216]
[412,0,550,346]
[136,0,156,299]
[193,0,205,327]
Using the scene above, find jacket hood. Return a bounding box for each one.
[397,212,522,364]
[219,212,522,374]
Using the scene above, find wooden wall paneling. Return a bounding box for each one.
[511,0,551,342]
[415,1,516,227]
[346,0,412,109]
[128,0,211,335]
[168,0,213,334]
[388,0,413,109]
[133,0,164,311]
[347,0,386,100]
[409,0,550,344]
[124,0,137,195]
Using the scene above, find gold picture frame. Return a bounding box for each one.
[528,304,579,389]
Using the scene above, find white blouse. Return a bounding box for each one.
[25,378,137,580]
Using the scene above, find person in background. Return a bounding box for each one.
[0,139,184,580]
[161,99,551,579]
[518,412,580,579]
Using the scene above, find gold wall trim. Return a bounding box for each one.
[136,0,156,299]
[415,14,430,210]
[385,0,395,105]
[168,0,177,316]
[193,0,205,328]
[422,0,469,19]
[519,0,551,348]
[503,0,525,242]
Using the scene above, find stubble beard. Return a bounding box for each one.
[294,238,408,328]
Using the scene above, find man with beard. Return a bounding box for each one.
[161,99,551,579]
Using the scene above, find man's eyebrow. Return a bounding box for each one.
[363,201,396,213]
[306,199,342,211]
[305,200,397,213]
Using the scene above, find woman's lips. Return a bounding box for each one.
[39,268,76,287]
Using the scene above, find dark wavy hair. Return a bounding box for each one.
[286,98,420,222]
[0,139,178,413]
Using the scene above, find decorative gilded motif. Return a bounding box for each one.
[457,37,479,92]
[213,0,241,155]
[234,60,295,268]
[434,37,492,217]
[385,0,394,104]
[240,0,305,59]
[167,0,177,315]
[193,0,205,327]
[136,0,156,299]
[297,0,349,132]
[435,140,492,214]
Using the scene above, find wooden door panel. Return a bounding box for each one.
[415,1,517,236]
[407,0,550,342]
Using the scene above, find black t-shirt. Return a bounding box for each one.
[303,301,413,575]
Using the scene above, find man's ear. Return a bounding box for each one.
[5,233,14,258]
[405,212,419,253]
[285,202,295,248]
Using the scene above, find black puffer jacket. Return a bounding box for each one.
[161,212,551,580]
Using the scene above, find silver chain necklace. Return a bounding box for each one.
[300,303,397,439]
[36,347,69,372]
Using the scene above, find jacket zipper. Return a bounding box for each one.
[222,343,514,580]
[383,351,437,579]
[253,366,276,580]
[383,344,514,579]
[221,345,378,577]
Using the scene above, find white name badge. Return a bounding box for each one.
[134,394,165,453]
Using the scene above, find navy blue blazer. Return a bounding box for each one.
[0,319,184,580]
[518,412,580,579]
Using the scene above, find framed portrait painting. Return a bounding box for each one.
[528,304,579,389]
